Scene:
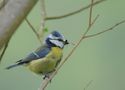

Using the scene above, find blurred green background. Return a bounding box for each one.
[0,0,125,90]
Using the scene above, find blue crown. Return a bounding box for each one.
[51,31,63,38]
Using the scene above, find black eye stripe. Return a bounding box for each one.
[58,39,63,41]
[49,38,63,42]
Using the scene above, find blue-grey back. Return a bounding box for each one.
[18,45,51,64]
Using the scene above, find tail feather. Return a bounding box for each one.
[6,64,20,69]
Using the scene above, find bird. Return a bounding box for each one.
[6,31,69,79]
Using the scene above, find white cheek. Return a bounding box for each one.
[50,40,64,48]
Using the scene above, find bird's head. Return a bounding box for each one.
[45,31,69,48]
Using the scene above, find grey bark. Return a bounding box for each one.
[0,0,38,50]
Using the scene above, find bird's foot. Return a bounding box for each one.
[43,74,50,79]
[43,74,52,83]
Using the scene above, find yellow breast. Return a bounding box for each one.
[27,47,63,74]
[51,47,63,60]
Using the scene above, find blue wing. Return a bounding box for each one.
[17,45,51,64]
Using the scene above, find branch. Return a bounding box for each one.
[45,0,106,20]
[0,39,10,62]
[0,0,38,50]
[89,0,94,26]
[85,0,95,35]
[85,20,125,39]
[25,18,42,43]
[83,80,93,90]
[0,0,8,10]
[38,0,47,41]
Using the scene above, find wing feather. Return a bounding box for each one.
[17,45,51,64]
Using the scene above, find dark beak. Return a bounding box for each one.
[64,40,69,45]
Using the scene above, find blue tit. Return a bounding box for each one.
[6,31,69,78]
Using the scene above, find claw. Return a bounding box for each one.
[43,74,49,79]
[43,74,52,83]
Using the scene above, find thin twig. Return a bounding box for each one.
[91,14,99,25]
[85,20,125,39]
[45,0,106,20]
[89,0,94,26]
[83,80,93,90]
[85,0,95,35]
[84,14,99,35]
[57,0,98,70]
[38,0,46,41]
[25,18,42,43]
